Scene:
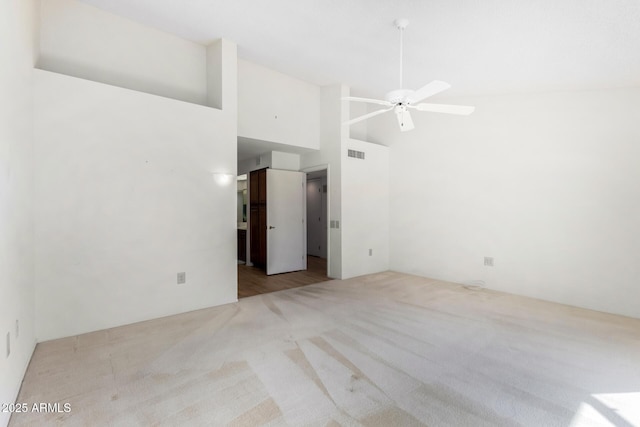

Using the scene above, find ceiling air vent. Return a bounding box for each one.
[348,149,365,160]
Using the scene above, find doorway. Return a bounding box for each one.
[237,166,330,298]
[306,169,328,258]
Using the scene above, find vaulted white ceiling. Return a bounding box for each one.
[80,0,640,98]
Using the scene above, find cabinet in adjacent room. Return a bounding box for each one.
[249,168,267,268]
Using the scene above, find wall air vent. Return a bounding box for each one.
[348,149,365,160]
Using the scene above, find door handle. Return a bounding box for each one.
[269,226,276,229]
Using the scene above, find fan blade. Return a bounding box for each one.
[342,96,393,107]
[395,108,414,132]
[345,106,394,126]
[413,103,475,115]
[406,80,451,104]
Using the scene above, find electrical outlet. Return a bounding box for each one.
[369,249,373,256]
[6,332,10,358]
[177,272,186,284]
[16,320,19,339]
[484,257,494,267]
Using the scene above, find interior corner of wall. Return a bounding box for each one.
[223,39,238,117]
[339,85,351,139]
[205,38,237,115]
[205,40,222,110]
[32,0,42,66]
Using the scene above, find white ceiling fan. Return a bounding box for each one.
[344,19,475,132]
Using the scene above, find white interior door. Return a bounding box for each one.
[267,169,307,275]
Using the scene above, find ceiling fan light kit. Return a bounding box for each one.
[344,19,475,132]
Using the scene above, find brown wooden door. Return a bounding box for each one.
[256,205,267,266]
[249,168,268,268]
[249,171,259,205]
[258,169,267,204]
[249,206,262,266]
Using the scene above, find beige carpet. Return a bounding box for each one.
[10,272,640,426]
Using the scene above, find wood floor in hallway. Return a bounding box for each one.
[237,255,330,298]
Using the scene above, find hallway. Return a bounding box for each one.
[238,256,330,298]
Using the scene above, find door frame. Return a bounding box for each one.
[301,164,330,278]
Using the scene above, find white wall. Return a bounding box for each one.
[207,39,238,111]
[341,139,390,279]
[238,152,272,176]
[348,101,369,142]
[238,59,320,150]
[34,70,238,340]
[238,151,301,176]
[0,1,38,425]
[300,85,347,279]
[300,85,391,280]
[369,88,640,319]
[271,151,300,171]
[38,0,208,105]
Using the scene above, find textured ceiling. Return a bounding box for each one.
[79,0,640,98]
